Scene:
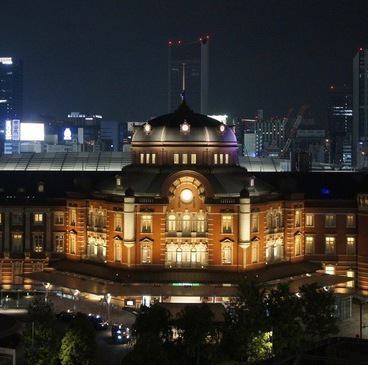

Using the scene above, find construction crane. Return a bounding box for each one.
[280,105,308,158]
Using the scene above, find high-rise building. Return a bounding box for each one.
[168,37,209,114]
[0,57,23,124]
[353,48,368,166]
[328,85,353,166]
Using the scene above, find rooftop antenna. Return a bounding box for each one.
[181,62,186,102]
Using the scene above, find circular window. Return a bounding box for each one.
[180,189,193,203]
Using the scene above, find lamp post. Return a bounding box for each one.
[73,289,80,312]
[106,293,111,322]
[43,282,51,303]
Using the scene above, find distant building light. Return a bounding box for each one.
[0,57,13,65]
[63,128,72,141]
[0,100,7,103]
[209,114,228,124]
[85,117,93,121]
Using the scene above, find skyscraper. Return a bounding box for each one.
[167,37,209,114]
[328,85,353,166]
[353,48,368,166]
[0,57,23,123]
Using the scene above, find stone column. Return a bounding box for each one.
[239,192,251,269]
[123,190,135,267]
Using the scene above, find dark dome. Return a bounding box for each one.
[132,102,237,145]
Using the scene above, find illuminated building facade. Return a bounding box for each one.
[0,101,367,304]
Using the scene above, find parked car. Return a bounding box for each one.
[111,324,131,344]
[56,310,75,322]
[87,313,109,330]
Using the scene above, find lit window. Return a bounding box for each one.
[34,213,43,224]
[114,213,123,232]
[347,270,355,288]
[325,265,335,275]
[222,215,233,234]
[346,236,356,255]
[140,153,144,164]
[295,209,301,227]
[54,233,64,253]
[182,214,191,233]
[295,234,301,256]
[145,153,150,164]
[69,234,76,254]
[251,214,259,233]
[174,154,179,164]
[225,154,229,164]
[167,214,176,231]
[12,233,23,253]
[114,239,122,262]
[141,215,152,233]
[325,215,336,228]
[141,242,152,264]
[180,189,193,204]
[191,154,197,164]
[197,213,205,233]
[222,243,232,264]
[33,233,44,252]
[182,154,188,164]
[54,212,64,225]
[219,154,224,164]
[305,236,315,254]
[325,236,336,254]
[305,214,314,227]
[214,154,218,164]
[69,209,77,226]
[346,214,355,228]
[251,241,259,263]
[152,153,156,164]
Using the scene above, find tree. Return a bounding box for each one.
[175,304,216,365]
[23,296,60,365]
[299,283,338,342]
[221,281,271,363]
[59,313,96,365]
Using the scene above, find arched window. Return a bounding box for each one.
[251,240,259,263]
[181,242,191,265]
[221,242,232,264]
[295,234,301,256]
[167,214,176,232]
[196,243,208,266]
[197,213,205,233]
[141,242,152,264]
[166,242,176,265]
[182,214,191,233]
[176,248,182,264]
[114,238,122,262]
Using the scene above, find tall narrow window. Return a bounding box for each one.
[197,213,205,233]
[251,214,259,233]
[219,154,224,164]
[182,154,188,164]
[214,154,218,164]
[33,233,44,253]
[54,233,64,253]
[182,214,191,233]
[346,214,355,228]
[346,236,356,255]
[325,215,336,228]
[174,154,179,164]
[305,236,315,254]
[12,212,23,226]
[222,243,232,264]
[140,153,144,164]
[11,233,23,254]
[225,154,229,164]
[141,242,152,264]
[325,236,336,254]
[295,234,301,256]
[295,209,301,227]
[305,214,314,227]
[69,234,76,254]
[141,215,152,233]
[145,153,150,164]
[251,241,259,263]
[151,153,156,164]
[191,154,197,164]
[114,213,123,232]
[222,215,233,234]
[167,214,176,232]
[54,212,64,225]
[70,209,77,226]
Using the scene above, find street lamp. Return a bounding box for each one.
[73,289,80,312]
[43,282,51,303]
[106,293,111,322]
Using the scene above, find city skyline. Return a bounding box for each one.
[1,0,367,122]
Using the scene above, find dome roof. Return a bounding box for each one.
[132,102,237,145]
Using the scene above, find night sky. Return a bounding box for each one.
[1,0,367,123]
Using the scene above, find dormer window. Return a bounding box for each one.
[180,121,190,135]
[143,122,152,135]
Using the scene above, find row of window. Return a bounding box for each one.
[304,213,355,228]
[304,235,356,255]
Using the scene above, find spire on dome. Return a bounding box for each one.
[180,62,186,102]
